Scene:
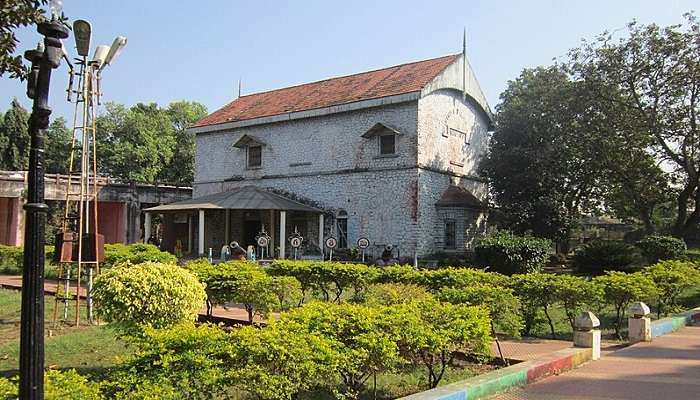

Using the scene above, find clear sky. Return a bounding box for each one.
[0,0,696,122]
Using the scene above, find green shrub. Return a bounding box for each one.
[438,285,522,338]
[551,275,603,331]
[0,370,100,400]
[103,323,230,400]
[643,260,700,317]
[473,231,552,275]
[573,240,641,274]
[594,271,657,339]
[421,267,509,291]
[392,299,492,388]
[104,243,176,268]
[92,261,206,331]
[282,302,402,399]
[635,236,687,263]
[684,248,700,264]
[362,283,433,306]
[186,260,301,322]
[510,273,560,338]
[373,264,424,285]
[0,245,57,276]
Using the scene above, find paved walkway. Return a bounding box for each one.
[492,323,700,399]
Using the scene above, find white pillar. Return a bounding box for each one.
[187,214,193,254]
[628,302,652,343]
[574,311,601,361]
[318,213,324,258]
[144,212,151,243]
[269,210,275,257]
[198,209,205,256]
[279,210,286,259]
[225,209,230,244]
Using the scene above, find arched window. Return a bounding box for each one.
[336,210,348,248]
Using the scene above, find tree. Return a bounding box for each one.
[0,99,30,170]
[44,117,72,174]
[480,67,605,247]
[160,101,207,186]
[97,102,176,183]
[568,14,700,239]
[0,1,46,79]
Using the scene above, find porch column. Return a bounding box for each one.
[144,212,151,244]
[187,214,193,254]
[225,209,230,244]
[269,210,275,257]
[198,209,205,256]
[279,210,286,259]
[318,213,324,258]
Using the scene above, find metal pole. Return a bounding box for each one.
[20,20,69,400]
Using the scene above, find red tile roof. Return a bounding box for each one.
[193,54,459,128]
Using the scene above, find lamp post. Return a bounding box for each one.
[20,3,69,398]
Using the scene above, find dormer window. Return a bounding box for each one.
[361,122,402,157]
[379,134,396,155]
[233,134,266,169]
[247,145,262,168]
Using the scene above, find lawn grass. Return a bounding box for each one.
[0,288,128,379]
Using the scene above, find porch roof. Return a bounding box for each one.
[143,185,322,213]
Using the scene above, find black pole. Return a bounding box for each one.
[19,20,68,400]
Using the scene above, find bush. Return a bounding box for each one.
[0,245,58,276]
[510,273,560,338]
[282,302,402,399]
[551,275,603,331]
[473,231,552,275]
[362,283,433,306]
[438,285,522,338]
[267,260,378,303]
[186,259,302,322]
[421,267,509,291]
[636,236,687,263]
[643,260,700,317]
[594,271,657,339]
[92,261,206,331]
[103,323,231,400]
[104,243,177,268]
[0,370,100,400]
[373,265,424,285]
[573,240,641,274]
[393,299,492,388]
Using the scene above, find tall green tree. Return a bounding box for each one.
[160,101,207,186]
[480,67,605,246]
[97,102,177,183]
[568,14,700,238]
[0,99,30,170]
[0,0,46,79]
[44,116,72,174]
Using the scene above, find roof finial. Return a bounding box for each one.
[238,78,242,98]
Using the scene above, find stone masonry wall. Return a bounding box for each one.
[195,102,418,186]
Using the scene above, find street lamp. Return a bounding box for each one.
[20,0,69,398]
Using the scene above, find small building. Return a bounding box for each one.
[148,53,493,259]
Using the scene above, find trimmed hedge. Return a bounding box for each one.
[473,231,552,275]
[573,240,641,274]
[636,236,687,263]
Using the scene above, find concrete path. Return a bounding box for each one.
[492,323,700,399]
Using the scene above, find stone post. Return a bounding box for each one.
[628,302,651,344]
[573,311,601,360]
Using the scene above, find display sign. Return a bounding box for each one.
[357,237,370,249]
[325,237,337,249]
[257,235,269,248]
[290,236,303,248]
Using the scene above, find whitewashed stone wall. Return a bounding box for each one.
[195,102,418,186]
[415,89,490,255]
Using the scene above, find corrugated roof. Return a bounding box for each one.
[193,54,459,128]
[435,185,486,209]
[144,186,321,212]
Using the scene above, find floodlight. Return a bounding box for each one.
[103,36,127,67]
[73,20,92,57]
[48,0,63,20]
[92,45,110,67]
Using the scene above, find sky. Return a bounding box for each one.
[0,0,696,122]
